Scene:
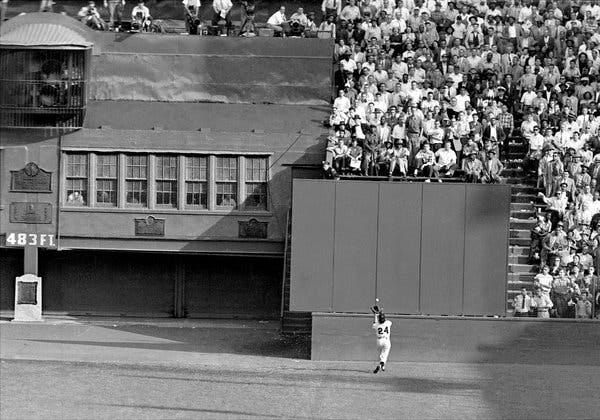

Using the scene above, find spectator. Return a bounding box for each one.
[183,0,202,35]
[268,6,291,36]
[212,0,233,33]
[322,161,339,179]
[531,287,554,318]
[572,291,593,318]
[105,0,125,31]
[131,1,152,32]
[481,149,504,183]
[414,142,436,180]
[322,0,341,21]
[433,141,458,179]
[513,287,535,317]
[78,1,108,30]
[462,151,483,183]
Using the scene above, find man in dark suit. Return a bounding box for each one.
[482,116,506,158]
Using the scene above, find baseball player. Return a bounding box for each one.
[371,305,392,373]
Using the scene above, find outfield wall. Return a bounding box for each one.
[290,180,511,317]
[312,313,600,363]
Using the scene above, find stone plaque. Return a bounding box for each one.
[238,218,268,239]
[10,162,52,192]
[17,281,38,305]
[14,274,43,321]
[9,202,52,224]
[135,216,165,236]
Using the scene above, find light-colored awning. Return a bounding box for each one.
[0,22,92,48]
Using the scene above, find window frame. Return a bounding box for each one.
[64,153,89,207]
[125,154,148,208]
[62,151,270,214]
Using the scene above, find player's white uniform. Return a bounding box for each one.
[372,315,392,364]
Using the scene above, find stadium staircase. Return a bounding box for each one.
[281,209,312,335]
[504,137,544,315]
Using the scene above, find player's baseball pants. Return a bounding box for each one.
[377,338,391,364]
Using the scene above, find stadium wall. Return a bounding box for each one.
[311,313,600,363]
[290,180,511,317]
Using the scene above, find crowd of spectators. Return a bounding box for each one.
[320,0,600,317]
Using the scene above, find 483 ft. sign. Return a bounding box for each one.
[5,233,56,248]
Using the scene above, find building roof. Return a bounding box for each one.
[0,23,92,48]
[83,101,330,134]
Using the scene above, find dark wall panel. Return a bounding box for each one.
[290,180,335,311]
[184,256,281,318]
[420,185,465,315]
[332,182,378,312]
[464,186,510,316]
[376,183,421,314]
[39,251,174,316]
[0,249,21,311]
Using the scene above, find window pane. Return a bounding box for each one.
[245,182,267,210]
[216,183,237,208]
[96,179,117,206]
[216,157,237,181]
[126,180,147,206]
[156,180,177,207]
[67,153,88,177]
[156,155,177,180]
[186,181,207,208]
[66,179,87,205]
[126,155,147,179]
[186,156,207,181]
[246,157,267,182]
[96,154,117,178]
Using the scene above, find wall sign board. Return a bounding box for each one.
[135,216,165,236]
[238,219,268,239]
[10,162,52,193]
[9,202,52,224]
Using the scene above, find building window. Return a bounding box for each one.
[216,156,238,208]
[63,152,269,212]
[156,155,178,208]
[245,157,268,210]
[186,156,207,209]
[126,155,148,206]
[96,154,117,206]
[66,153,88,206]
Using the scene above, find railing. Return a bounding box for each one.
[0,79,86,128]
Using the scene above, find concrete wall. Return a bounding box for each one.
[290,180,511,317]
[312,313,600,364]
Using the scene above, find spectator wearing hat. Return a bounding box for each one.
[462,150,483,183]
[481,149,504,184]
[388,140,410,177]
[539,189,569,230]
[551,267,579,318]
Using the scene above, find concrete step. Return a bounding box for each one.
[511,211,536,220]
[509,237,530,246]
[509,263,538,274]
[281,311,312,335]
[511,202,534,210]
[510,229,531,239]
[502,168,525,177]
[507,178,537,186]
[511,185,542,194]
[509,245,530,256]
[508,272,536,282]
[509,254,531,264]
[510,219,536,229]
[511,193,543,203]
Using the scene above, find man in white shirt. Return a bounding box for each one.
[321,0,341,20]
[434,141,457,178]
[182,0,201,34]
[212,0,233,31]
[267,6,289,35]
[131,1,152,31]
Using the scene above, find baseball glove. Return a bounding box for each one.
[370,305,380,314]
